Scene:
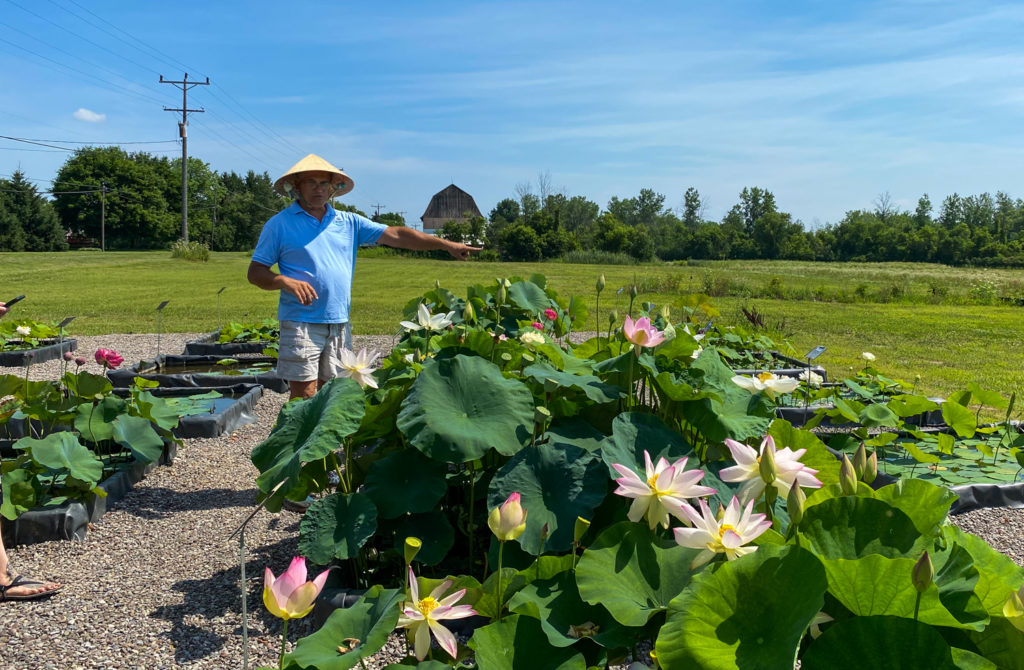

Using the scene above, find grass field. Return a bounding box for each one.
[2,251,1022,399]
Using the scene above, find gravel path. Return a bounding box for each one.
[1,334,1022,670]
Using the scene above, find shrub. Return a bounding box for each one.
[559,249,637,265]
[169,239,210,262]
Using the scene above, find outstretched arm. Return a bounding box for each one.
[377,226,482,261]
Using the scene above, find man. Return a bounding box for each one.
[247,154,480,399]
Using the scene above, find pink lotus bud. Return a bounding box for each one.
[63,351,75,361]
[544,308,557,321]
[74,356,87,367]
[488,492,527,542]
[531,321,543,330]
[263,556,330,620]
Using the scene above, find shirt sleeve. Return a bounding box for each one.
[353,214,389,246]
[251,218,280,266]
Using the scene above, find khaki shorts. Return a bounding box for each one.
[277,320,352,382]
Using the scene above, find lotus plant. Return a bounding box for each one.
[488,492,527,622]
[719,435,822,505]
[674,496,772,569]
[400,302,455,332]
[94,348,123,370]
[337,348,380,389]
[621,315,666,351]
[611,451,716,530]
[263,556,329,668]
[520,331,545,346]
[731,371,799,399]
[15,324,30,338]
[398,567,477,661]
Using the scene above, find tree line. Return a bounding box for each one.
[3,147,1024,267]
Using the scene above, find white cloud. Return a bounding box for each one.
[73,108,106,123]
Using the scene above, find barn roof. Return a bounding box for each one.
[420,184,482,230]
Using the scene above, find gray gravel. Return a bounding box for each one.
[1,333,1022,670]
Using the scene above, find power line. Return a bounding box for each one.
[4,136,178,146]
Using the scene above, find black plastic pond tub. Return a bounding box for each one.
[0,338,77,367]
[110,383,263,439]
[107,354,288,393]
[183,331,275,356]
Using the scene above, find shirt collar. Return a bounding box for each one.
[288,200,336,225]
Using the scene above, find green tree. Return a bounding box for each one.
[489,198,520,225]
[502,224,542,261]
[682,187,704,229]
[0,196,26,251]
[4,171,67,251]
[374,212,405,226]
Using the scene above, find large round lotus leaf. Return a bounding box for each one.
[362,449,448,519]
[798,497,927,559]
[298,492,378,565]
[397,355,534,463]
[508,280,552,316]
[576,521,699,627]
[488,441,607,554]
[111,415,164,464]
[801,616,956,669]
[767,420,839,487]
[598,411,694,479]
[874,478,958,535]
[392,511,455,566]
[468,614,587,670]
[943,525,1024,615]
[655,545,826,670]
[24,432,103,484]
[523,362,623,404]
[284,586,402,670]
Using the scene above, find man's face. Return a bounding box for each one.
[294,170,335,208]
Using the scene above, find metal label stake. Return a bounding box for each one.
[156,301,170,359]
[57,316,75,344]
[217,287,227,329]
[802,346,826,412]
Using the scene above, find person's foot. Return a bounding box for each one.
[0,569,62,601]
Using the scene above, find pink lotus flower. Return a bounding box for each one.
[488,492,528,541]
[94,348,124,370]
[398,567,477,660]
[263,556,329,620]
[674,496,772,569]
[544,308,558,321]
[531,321,543,330]
[612,451,716,529]
[622,316,666,349]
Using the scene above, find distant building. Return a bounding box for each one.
[420,184,482,235]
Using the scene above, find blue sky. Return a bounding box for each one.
[2,0,1023,229]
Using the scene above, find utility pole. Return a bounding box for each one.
[371,203,386,219]
[160,73,209,242]
[100,181,106,251]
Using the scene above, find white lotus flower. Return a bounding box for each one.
[861,352,876,362]
[337,348,380,389]
[799,370,823,387]
[15,325,31,337]
[400,303,455,332]
[691,346,703,360]
[718,435,823,503]
[520,331,545,346]
[731,371,799,399]
[611,450,716,530]
[398,567,477,660]
[682,324,705,343]
[674,496,772,569]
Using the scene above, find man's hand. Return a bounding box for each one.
[446,241,483,261]
[248,262,318,305]
[282,276,318,306]
[0,303,6,318]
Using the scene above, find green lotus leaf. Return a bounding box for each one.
[523,362,624,404]
[932,541,988,629]
[680,349,774,443]
[397,355,533,463]
[132,390,181,431]
[598,411,694,479]
[298,492,378,564]
[768,419,840,486]
[350,386,406,445]
[110,415,164,464]
[801,616,956,669]
[251,378,366,511]
[874,478,957,535]
[468,614,587,670]
[968,617,1024,670]
[1,467,40,520]
[383,662,450,670]
[284,586,402,670]
[362,449,448,519]
[943,400,977,438]
[576,521,699,626]
[888,394,941,419]
[860,403,898,428]
[967,382,1008,410]
[798,496,926,559]
[23,432,103,484]
[903,441,941,463]
[508,570,636,649]
[655,545,826,670]
[488,441,607,554]
[943,525,1024,615]
[544,418,606,453]
[822,554,985,630]
[74,395,126,443]
[832,397,864,423]
[391,511,454,566]
[508,280,553,316]
[63,370,112,399]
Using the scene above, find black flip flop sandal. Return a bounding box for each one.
[0,574,62,601]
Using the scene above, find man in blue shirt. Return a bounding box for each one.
[248,154,479,399]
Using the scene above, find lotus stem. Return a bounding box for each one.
[278,618,289,669]
[495,541,506,623]
[331,453,347,494]
[595,294,601,350]
[627,351,636,409]
[468,461,476,571]
[913,592,922,622]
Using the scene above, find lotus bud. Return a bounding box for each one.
[839,454,857,495]
[609,310,618,326]
[787,483,806,526]
[74,356,87,367]
[660,304,671,320]
[574,516,590,543]
[759,444,777,485]
[629,284,638,299]
[488,492,527,542]
[434,279,441,290]
[404,536,422,564]
[63,351,75,362]
[642,301,654,313]
[497,284,507,305]
[534,405,551,425]
[1004,585,1024,632]
[912,551,933,593]
[462,301,476,324]
[540,522,550,545]
[864,449,878,485]
[544,378,559,394]
[596,274,606,293]
[853,443,867,480]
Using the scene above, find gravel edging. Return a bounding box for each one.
[0,333,1021,670]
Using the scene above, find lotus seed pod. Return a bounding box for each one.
[596,274,606,293]
[853,443,867,480]
[404,536,422,564]
[912,551,934,593]
[863,449,878,485]
[534,405,552,424]
[839,454,858,495]
[574,516,591,543]
[787,483,806,526]
[759,444,777,485]
[544,378,559,394]
[462,301,476,324]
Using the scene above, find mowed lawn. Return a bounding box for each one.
[2,251,1022,398]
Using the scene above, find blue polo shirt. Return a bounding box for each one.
[252,202,388,323]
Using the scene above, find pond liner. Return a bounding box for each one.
[109,384,263,439]
[0,338,77,368]
[777,397,945,429]
[107,354,288,393]
[0,438,175,546]
[183,331,274,356]
[732,352,828,383]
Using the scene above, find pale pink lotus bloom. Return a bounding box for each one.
[674,496,772,569]
[488,492,528,541]
[263,556,330,620]
[718,435,822,503]
[731,371,799,399]
[611,450,716,530]
[337,348,381,389]
[622,316,666,349]
[544,308,558,320]
[398,567,477,660]
[94,348,124,369]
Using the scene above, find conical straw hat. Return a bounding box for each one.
[274,154,354,198]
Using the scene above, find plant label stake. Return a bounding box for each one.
[802,346,826,412]
[57,316,75,344]
[156,301,170,359]
[217,287,227,329]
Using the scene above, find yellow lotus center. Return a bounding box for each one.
[417,596,440,616]
[707,523,739,553]
[720,523,737,535]
[646,473,668,497]
[757,372,774,382]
